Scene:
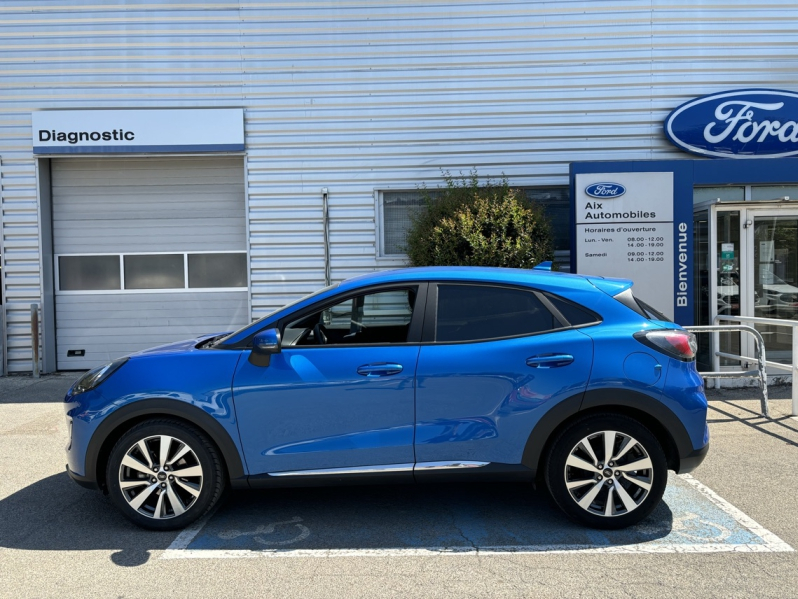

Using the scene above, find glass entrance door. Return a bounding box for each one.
[715,210,742,367]
[696,185,798,371]
[704,204,798,370]
[750,213,798,364]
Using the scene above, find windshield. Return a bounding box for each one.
[214,283,339,345]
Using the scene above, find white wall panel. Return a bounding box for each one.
[1,1,798,368]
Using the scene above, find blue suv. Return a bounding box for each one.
[64,267,709,530]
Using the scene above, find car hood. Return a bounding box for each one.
[129,332,229,357]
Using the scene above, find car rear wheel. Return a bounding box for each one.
[545,414,667,529]
[106,419,226,530]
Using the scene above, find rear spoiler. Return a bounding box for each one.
[585,276,634,296]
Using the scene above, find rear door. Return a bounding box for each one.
[414,283,594,468]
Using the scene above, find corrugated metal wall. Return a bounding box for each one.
[1,0,798,371]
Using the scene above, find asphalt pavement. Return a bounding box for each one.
[1,373,797,598]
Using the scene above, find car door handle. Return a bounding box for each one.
[526,354,574,368]
[357,363,404,377]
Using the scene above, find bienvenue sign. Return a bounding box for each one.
[32,108,244,154]
[665,89,798,158]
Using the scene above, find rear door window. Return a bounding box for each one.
[435,284,562,342]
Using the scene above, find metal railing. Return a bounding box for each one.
[713,314,798,417]
[685,324,770,418]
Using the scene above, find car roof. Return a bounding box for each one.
[338,266,625,294]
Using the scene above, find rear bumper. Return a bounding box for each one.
[678,442,710,474]
[66,464,98,490]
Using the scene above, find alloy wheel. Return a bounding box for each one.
[564,430,653,517]
[118,435,204,519]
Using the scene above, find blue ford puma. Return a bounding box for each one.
[64,267,709,530]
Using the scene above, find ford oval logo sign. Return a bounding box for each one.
[585,182,626,198]
[665,89,798,158]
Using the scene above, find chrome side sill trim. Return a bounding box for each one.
[414,461,489,471]
[269,463,414,477]
[268,461,490,478]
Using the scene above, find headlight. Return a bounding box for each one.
[70,357,128,395]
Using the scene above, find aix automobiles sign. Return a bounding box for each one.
[664,89,798,158]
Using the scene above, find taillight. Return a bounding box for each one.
[633,329,697,361]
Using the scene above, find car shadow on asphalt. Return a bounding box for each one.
[201,482,674,553]
[0,471,675,564]
[0,471,176,567]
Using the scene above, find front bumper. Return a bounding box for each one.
[66,464,98,490]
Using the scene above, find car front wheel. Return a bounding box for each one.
[106,419,226,530]
[545,414,667,529]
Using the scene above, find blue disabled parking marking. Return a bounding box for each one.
[161,474,792,559]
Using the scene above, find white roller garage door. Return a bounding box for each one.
[52,156,249,370]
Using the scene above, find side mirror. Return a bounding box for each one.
[248,328,281,367]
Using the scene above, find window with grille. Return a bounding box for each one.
[380,191,428,256]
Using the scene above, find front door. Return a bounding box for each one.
[233,286,423,476]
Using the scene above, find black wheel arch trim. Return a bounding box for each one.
[521,388,697,476]
[521,392,584,476]
[580,388,694,468]
[82,398,247,490]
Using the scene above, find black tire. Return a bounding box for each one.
[544,413,667,529]
[106,418,226,530]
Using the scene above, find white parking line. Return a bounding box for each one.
[678,474,792,552]
[163,512,211,552]
[160,474,793,559]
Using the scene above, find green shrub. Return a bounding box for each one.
[405,172,553,268]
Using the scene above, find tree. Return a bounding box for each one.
[405,171,553,269]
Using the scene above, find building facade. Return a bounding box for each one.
[2,1,798,372]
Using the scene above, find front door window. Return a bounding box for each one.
[284,288,417,346]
